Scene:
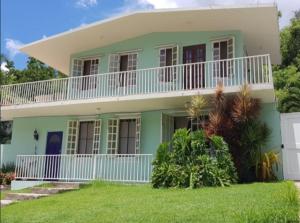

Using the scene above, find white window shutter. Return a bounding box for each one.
[66,120,79,154]
[172,46,178,65]
[108,54,120,87]
[107,119,119,154]
[92,120,102,154]
[135,117,141,154]
[72,59,83,77]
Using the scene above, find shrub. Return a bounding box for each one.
[1,162,15,173]
[0,172,15,185]
[152,129,237,188]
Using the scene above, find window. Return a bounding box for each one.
[66,120,101,154]
[77,121,94,154]
[66,121,79,154]
[92,120,101,154]
[0,121,13,144]
[119,119,136,154]
[159,46,178,82]
[212,38,234,77]
[72,58,99,76]
[107,119,119,154]
[107,117,141,154]
[108,53,137,87]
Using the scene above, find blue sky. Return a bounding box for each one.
[1,0,300,71]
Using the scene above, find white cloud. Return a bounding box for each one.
[76,0,97,8]
[119,0,299,28]
[0,62,9,73]
[5,38,24,59]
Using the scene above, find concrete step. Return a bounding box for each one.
[49,182,81,189]
[5,193,49,201]
[0,199,17,207]
[31,187,77,195]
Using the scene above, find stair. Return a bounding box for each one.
[1,182,81,207]
[5,193,49,201]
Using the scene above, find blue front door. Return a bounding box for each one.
[45,131,63,179]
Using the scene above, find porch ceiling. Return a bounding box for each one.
[19,4,280,75]
[1,86,275,120]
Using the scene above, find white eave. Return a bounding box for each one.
[19,4,281,75]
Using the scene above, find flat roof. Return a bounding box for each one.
[20,4,281,74]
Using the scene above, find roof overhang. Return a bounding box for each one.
[20,4,281,75]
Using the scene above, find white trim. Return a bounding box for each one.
[112,49,142,55]
[77,54,104,60]
[155,43,177,49]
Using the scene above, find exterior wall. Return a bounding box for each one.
[1,116,69,165]
[1,111,163,164]
[259,102,283,179]
[70,31,244,73]
[1,102,283,180]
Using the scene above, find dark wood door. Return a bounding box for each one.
[119,55,128,87]
[183,44,206,89]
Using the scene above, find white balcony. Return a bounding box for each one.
[0,55,275,119]
[15,154,153,182]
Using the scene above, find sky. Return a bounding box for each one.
[1,0,300,71]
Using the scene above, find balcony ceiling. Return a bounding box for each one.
[20,4,280,75]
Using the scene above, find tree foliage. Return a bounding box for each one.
[274,10,300,112]
[0,55,66,86]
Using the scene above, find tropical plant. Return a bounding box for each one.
[151,129,237,188]
[256,151,280,181]
[185,95,207,130]
[203,84,271,182]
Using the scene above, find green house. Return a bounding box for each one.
[0,4,283,189]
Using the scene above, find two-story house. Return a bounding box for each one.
[0,4,282,188]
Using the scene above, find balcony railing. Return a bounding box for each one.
[15,154,153,182]
[0,55,272,106]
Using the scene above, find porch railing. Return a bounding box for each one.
[15,154,153,183]
[1,54,272,106]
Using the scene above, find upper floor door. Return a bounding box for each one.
[183,44,206,89]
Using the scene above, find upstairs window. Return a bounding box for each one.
[71,58,99,90]
[212,38,234,77]
[159,46,178,82]
[108,53,138,87]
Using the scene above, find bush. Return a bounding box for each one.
[152,129,237,188]
[0,172,15,185]
[1,162,15,173]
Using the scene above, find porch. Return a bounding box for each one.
[1,54,272,108]
[15,154,153,183]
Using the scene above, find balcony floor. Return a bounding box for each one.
[1,84,275,120]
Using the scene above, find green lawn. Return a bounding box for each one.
[1,181,299,223]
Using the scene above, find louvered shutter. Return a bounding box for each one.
[107,119,119,154]
[66,120,79,154]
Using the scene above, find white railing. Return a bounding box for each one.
[1,55,272,106]
[15,154,153,183]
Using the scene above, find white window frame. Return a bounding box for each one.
[106,116,141,154]
[71,57,100,77]
[107,119,119,154]
[211,37,235,77]
[158,45,179,82]
[92,120,102,154]
[66,120,79,154]
[66,119,101,154]
[108,52,138,87]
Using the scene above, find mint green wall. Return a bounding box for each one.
[1,116,69,164]
[259,102,283,179]
[1,111,163,164]
[1,103,282,180]
[97,111,161,154]
[70,31,244,74]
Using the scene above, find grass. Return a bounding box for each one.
[1,181,299,223]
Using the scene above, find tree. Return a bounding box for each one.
[273,10,300,113]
